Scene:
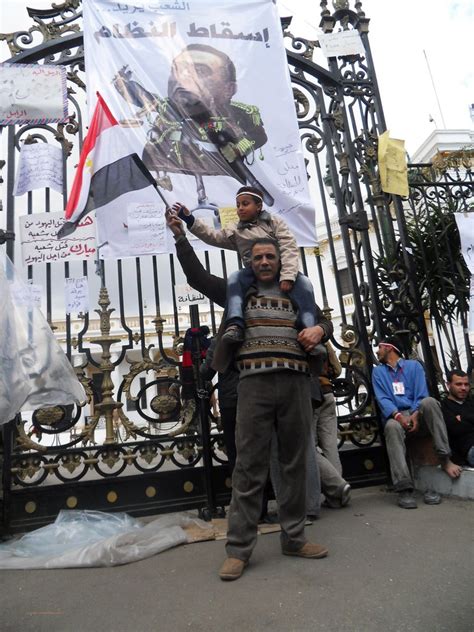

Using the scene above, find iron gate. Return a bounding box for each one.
[1,0,472,533]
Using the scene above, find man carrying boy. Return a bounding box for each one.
[218,238,328,580]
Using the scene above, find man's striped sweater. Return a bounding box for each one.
[236,283,309,379]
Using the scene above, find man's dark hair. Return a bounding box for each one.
[379,336,403,357]
[250,237,280,257]
[446,369,468,382]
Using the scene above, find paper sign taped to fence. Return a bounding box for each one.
[378,131,409,197]
[454,213,474,274]
[14,142,63,196]
[65,277,90,314]
[175,283,210,312]
[20,211,97,265]
[318,30,365,58]
[10,282,43,310]
[126,202,167,255]
[0,63,68,125]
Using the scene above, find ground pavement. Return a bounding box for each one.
[0,487,472,632]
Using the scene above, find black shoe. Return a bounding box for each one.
[222,325,244,344]
[397,490,418,509]
[259,512,280,525]
[423,490,441,505]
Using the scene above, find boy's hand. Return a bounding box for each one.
[171,203,194,227]
[280,280,294,293]
[171,202,190,217]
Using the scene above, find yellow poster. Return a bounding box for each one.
[219,206,238,229]
[378,130,409,197]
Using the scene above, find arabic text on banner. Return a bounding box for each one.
[83,0,316,258]
[20,211,97,265]
[0,63,68,126]
[175,283,210,312]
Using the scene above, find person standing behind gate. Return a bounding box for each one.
[315,343,351,508]
[441,370,474,466]
[372,337,462,509]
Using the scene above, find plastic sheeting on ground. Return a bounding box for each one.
[0,510,213,569]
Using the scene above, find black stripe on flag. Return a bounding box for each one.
[85,153,156,213]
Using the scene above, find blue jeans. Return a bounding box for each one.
[226,268,317,329]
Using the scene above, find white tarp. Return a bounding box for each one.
[0,253,86,424]
[82,0,316,258]
[0,510,212,569]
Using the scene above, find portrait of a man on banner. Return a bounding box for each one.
[82,0,316,257]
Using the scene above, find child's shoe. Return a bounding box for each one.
[222,324,244,344]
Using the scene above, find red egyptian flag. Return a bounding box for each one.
[59,93,155,238]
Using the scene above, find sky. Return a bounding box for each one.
[276,0,473,154]
[1,0,472,244]
[0,0,472,154]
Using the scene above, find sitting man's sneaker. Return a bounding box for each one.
[282,542,328,559]
[306,514,320,522]
[340,483,351,507]
[222,324,244,344]
[323,482,351,508]
[397,490,418,509]
[423,490,442,505]
[219,557,248,581]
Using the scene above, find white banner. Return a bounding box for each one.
[20,212,97,265]
[454,213,474,274]
[83,0,316,257]
[0,63,68,126]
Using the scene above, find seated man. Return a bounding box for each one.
[441,370,474,467]
[372,337,462,509]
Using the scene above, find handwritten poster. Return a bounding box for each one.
[127,202,167,255]
[454,213,474,274]
[219,206,238,229]
[14,142,63,196]
[318,30,365,58]
[0,63,68,126]
[10,282,43,309]
[20,211,97,265]
[65,277,90,314]
[378,131,409,197]
[175,283,210,313]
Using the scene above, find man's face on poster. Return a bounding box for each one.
[168,46,237,119]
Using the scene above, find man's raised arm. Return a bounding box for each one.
[166,211,227,308]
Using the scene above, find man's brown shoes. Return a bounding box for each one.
[219,557,248,581]
[282,542,329,559]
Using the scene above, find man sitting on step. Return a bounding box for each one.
[372,337,462,509]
